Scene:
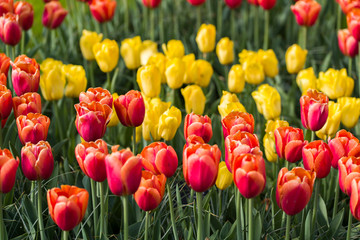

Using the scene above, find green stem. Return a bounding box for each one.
[196,6,202,31]
[346,207,353,240]
[312,180,320,237]
[150,9,155,41]
[253,6,259,50]
[122,196,129,240]
[217,1,223,36]
[231,10,236,43]
[236,191,242,240]
[106,72,111,91]
[37,180,46,240]
[11,46,15,61]
[159,6,164,43]
[285,214,291,240]
[21,31,25,54]
[62,230,69,240]
[30,181,35,204]
[332,171,340,219]
[167,183,179,240]
[263,10,269,50]
[53,101,65,141]
[218,190,222,221]
[99,181,106,238]
[299,26,307,50]
[196,192,204,240]
[248,198,254,240]
[0,192,3,240]
[337,4,342,31]
[89,61,95,88]
[124,0,129,34]
[311,130,315,142]
[145,211,149,240]
[91,179,99,237]
[132,127,136,154]
[300,208,306,240]
[349,57,353,78]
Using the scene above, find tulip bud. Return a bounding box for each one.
[296,67,317,94]
[338,97,360,129]
[62,64,87,98]
[165,58,185,89]
[263,120,289,163]
[338,156,360,195]
[0,148,19,193]
[93,39,119,73]
[189,60,213,88]
[243,59,265,85]
[0,85,12,120]
[184,113,212,143]
[16,113,50,145]
[140,40,157,66]
[252,84,281,120]
[89,0,116,23]
[350,177,360,221]
[0,53,10,77]
[142,0,161,8]
[216,37,234,65]
[228,64,245,93]
[79,87,113,108]
[162,40,185,59]
[137,65,162,98]
[316,101,342,140]
[347,8,360,41]
[183,54,196,84]
[42,1,68,29]
[114,90,145,127]
[11,55,40,96]
[338,0,360,14]
[291,0,321,27]
[187,0,206,6]
[12,92,41,119]
[40,58,65,101]
[258,49,279,78]
[147,53,167,83]
[158,106,182,141]
[302,140,332,178]
[259,0,276,10]
[0,13,22,46]
[196,24,216,53]
[285,44,307,74]
[218,91,246,118]
[338,29,358,58]
[216,161,233,190]
[222,111,254,139]
[224,0,242,8]
[14,1,33,31]
[317,68,354,99]
[181,85,206,115]
[120,36,142,70]
[0,0,13,17]
[80,30,103,61]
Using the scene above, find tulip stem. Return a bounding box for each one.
[106,72,111,91]
[89,61,95,88]
[90,179,99,237]
[231,10,236,44]
[0,192,3,240]
[248,198,254,240]
[336,4,342,31]
[145,211,149,240]
[124,0,129,34]
[132,127,136,154]
[62,230,69,240]
[122,196,129,240]
[11,46,15,61]
[253,6,259,50]
[53,101,65,141]
[217,0,222,37]
[299,26,307,50]
[348,57,352,78]
[99,181,106,238]
[159,6,164,43]
[150,9,155,41]
[218,190,222,221]
[37,180,46,240]
[167,183,179,240]
[285,214,291,240]
[196,6,202,32]
[263,10,269,50]
[346,207,353,240]
[311,180,320,237]
[21,31,25,54]
[332,177,340,219]
[236,191,243,240]
[196,192,204,240]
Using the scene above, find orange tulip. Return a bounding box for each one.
[12,92,42,118]
[0,148,19,193]
[221,111,254,139]
[16,113,50,145]
[0,85,12,120]
[184,113,213,143]
[338,156,360,195]
[89,0,116,23]
[79,87,113,108]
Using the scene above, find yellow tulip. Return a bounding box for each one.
[165,58,185,89]
[40,58,66,101]
[147,53,167,83]
[220,90,240,105]
[258,49,279,78]
[285,44,307,74]
[216,37,234,65]
[317,68,354,99]
[252,84,281,120]
[108,93,120,127]
[338,97,360,129]
[181,85,206,115]
[61,64,87,98]
[158,106,182,141]
[263,120,289,163]
[183,54,196,84]
[316,101,342,140]
[228,64,245,93]
[218,91,246,118]
[162,40,185,59]
[238,49,257,65]
[243,59,265,85]
[120,36,142,70]
[215,161,233,190]
[140,40,158,66]
[137,65,162,98]
[196,24,216,53]
[93,39,119,73]
[79,30,103,61]
[296,67,317,94]
[189,59,213,88]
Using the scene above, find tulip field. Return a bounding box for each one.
[3,0,360,239]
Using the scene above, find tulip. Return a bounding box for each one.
[134,170,166,211]
[196,24,216,53]
[0,73,5,86]
[74,101,112,142]
[224,0,242,8]
[120,36,142,70]
[259,0,276,10]
[263,120,289,163]
[338,29,359,58]
[114,90,145,127]
[247,0,259,5]
[216,37,234,65]
[142,0,162,8]
[140,40,158,66]
[79,87,113,108]
[184,113,212,143]
[0,13,22,46]
[274,126,307,163]
[302,140,332,179]
[16,113,50,145]
[62,64,87,98]
[338,156,360,195]
[11,55,40,96]
[158,106,182,141]
[165,58,185,89]
[0,0,13,17]
[183,143,221,192]
[338,0,360,14]
[183,54,196,84]
[218,91,246,118]
[328,130,359,168]
[233,153,266,198]
[228,64,245,93]
[47,185,89,231]
[79,30,103,61]
[108,93,120,127]
[187,0,206,6]
[276,167,315,215]
[137,65,162,98]
[12,92,41,119]
[40,58,65,101]
[296,67,317,94]
[186,135,205,147]
[89,0,116,23]
[42,1,68,29]
[162,40,185,59]
[75,139,108,182]
[350,177,360,221]
[216,161,233,190]
[147,53,167,83]
[93,39,119,73]
[0,85,11,120]
[291,0,321,27]
[257,49,279,78]
[347,8,360,41]
[239,49,257,65]
[14,1,33,31]
[0,148,19,193]
[0,53,10,77]
[316,101,342,140]
[300,89,329,131]
[105,146,142,196]
[285,44,307,74]
[189,60,213,88]
[141,142,178,178]
[181,85,206,115]
[243,59,265,85]
[252,84,281,120]
[222,111,254,138]
[338,97,360,129]
[317,68,354,99]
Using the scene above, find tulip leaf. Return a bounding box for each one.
[220,221,231,239]
[305,209,312,240]
[52,138,69,157]
[152,214,161,240]
[326,208,344,239]
[318,196,329,228]
[254,211,263,240]
[21,195,37,240]
[224,221,237,240]
[129,221,143,238]
[209,230,219,240]
[319,52,333,73]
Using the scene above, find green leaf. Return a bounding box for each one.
[224,221,237,240]
[319,52,332,72]
[305,209,312,240]
[318,196,329,228]
[254,211,263,240]
[326,208,344,239]
[220,221,231,239]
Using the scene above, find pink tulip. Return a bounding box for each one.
[303,140,332,179]
[184,113,213,143]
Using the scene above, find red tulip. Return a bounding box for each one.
[134,170,166,211]
[16,113,50,145]
[233,153,266,198]
[0,73,6,86]
[337,0,360,14]
[338,156,360,195]
[291,0,321,27]
[0,148,19,193]
[276,167,316,215]
[184,113,213,143]
[224,0,242,8]
[183,142,221,192]
[0,13,22,46]
[141,142,178,178]
[79,87,113,108]
[89,0,117,23]
[105,146,142,196]
[338,29,359,58]
[74,101,112,142]
[114,90,145,127]
[348,8,360,41]
[47,185,89,231]
[303,140,332,179]
[75,139,108,182]
[274,126,307,163]
[187,0,206,6]
[247,0,259,5]
[12,92,41,119]
[42,1,68,29]
[10,55,40,96]
[142,0,161,8]
[0,85,12,120]
[350,177,360,220]
[222,111,254,139]
[21,141,53,181]
[300,89,329,131]
[0,53,10,76]
[259,0,276,10]
[0,0,13,17]
[14,1,33,31]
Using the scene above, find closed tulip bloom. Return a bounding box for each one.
[296,67,317,94]
[0,148,19,193]
[0,0,13,16]
[184,113,212,143]
[317,68,354,99]
[14,1,33,31]
[291,0,321,27]
[143,0,162,8]
[224,0,242,8]
[196,24,216,53]
[105,146,142,196]
[216,37,234,65]
[47,185,89,231]
[137,65,161,98]
[350,177,360,220]
[134,170,166,211]
[338,97,360,129]
[16,113,50,145]
[183,143,221,192]
[40,58,65,101]
[338,0,360,14]
[228,64,245,93]
[75,139,108,182]
[183,54,196,84]
[252,84,281,120]
[0,53,10,77]
[258,49,279,78]
[89,0,116,23]
[158,106,182,141]
[222,111,254,138]
[0,85,11,120]
[316,101,342,140]
[338,29,358,58]
[239,49,257,65]
[189,60,213,88]
[21,141,53,181]
[140,40,158,66]
[11,55,40,96]
[42,1,68,29]
[0,13,21,47]
[347,8,360,41]
[162,40,185,59]
[165,58,185,89]
[141,142,178,178]
[120,36,142,70]
[114,90,145,127]
[218,91,246,118]
[12,92,41,119]
[263,120,289,163]
[259,0,276,9]
[147,53,167,83]
[107,93,120,127]
[233,154,266,198]
[181,85,206,115]
[93,39,119,73]
[216,161,233,190]
[79,30,103,61]
[62,64,87,98]
[303,140,332,178]
[285,44,307,74]
[328,130,359,168]
[276,167,315,215]
[274,126,307,163]
[243,59,265,85]
[187,0,206,6]
[338,156,360,195]
[79,87,113,108]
